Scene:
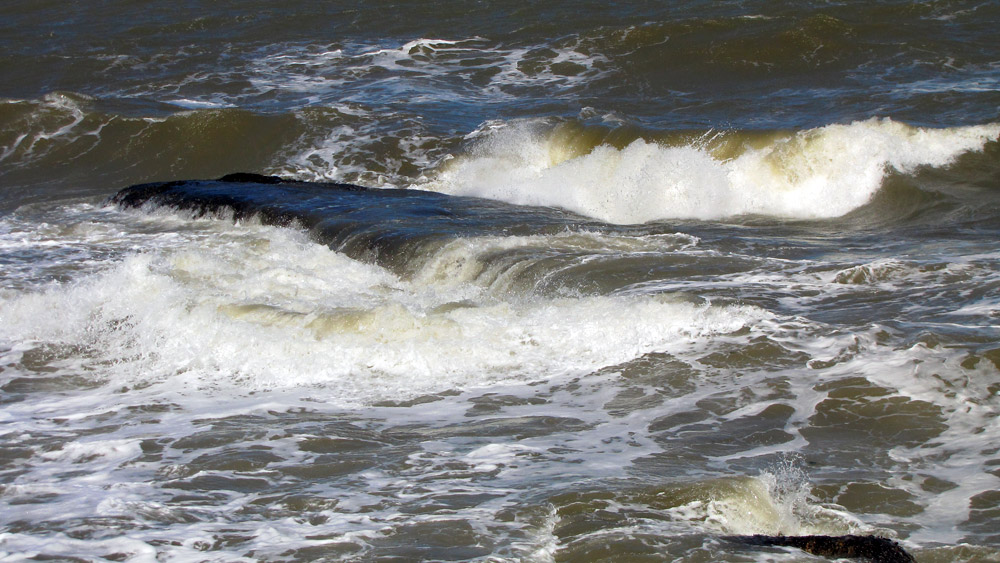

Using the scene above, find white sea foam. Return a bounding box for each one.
[421,118,1000,223]
[0,215,763,407]
[39,438,142,464]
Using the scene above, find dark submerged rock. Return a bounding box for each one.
[726,534,916,563]
[108,173,371,227]
[216,172,287,184]
[108,173,598,246]
[108,173,604,274]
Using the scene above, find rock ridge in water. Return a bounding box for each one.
[109,172,599,242]
[726,534,916,563]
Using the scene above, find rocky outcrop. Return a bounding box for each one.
[727,534,916,562]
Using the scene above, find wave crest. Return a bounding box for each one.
[420,118,1000,223]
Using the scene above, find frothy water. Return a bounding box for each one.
[0,209,765,404]
[3,0,1000,560]
[3,183,999,559]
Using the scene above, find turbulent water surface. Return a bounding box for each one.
[2,1,1000,561]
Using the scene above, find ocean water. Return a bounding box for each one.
[1,1,999,561]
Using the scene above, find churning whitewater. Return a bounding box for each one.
[421,118,1000,222]
[2,1,1000,561]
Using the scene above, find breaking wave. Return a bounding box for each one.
[421,118,1000,223]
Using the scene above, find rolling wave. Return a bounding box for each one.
[3,93,998,226]
[421,118,1000,223]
